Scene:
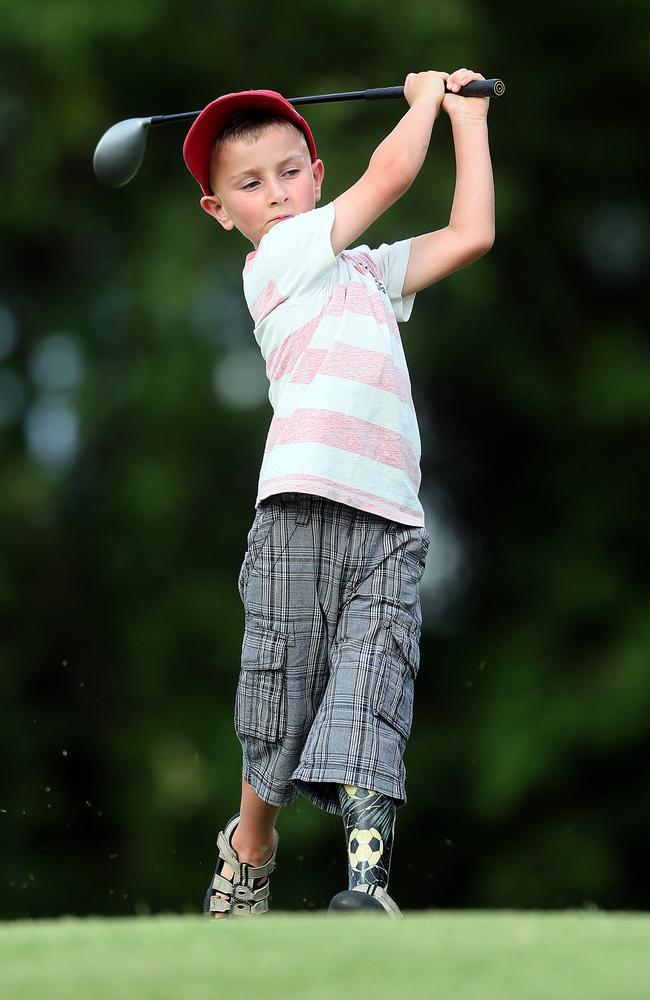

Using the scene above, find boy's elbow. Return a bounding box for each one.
[449,224,494,259]
[471,231,495,256]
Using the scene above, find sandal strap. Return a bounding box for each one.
[209,890,270,915]
[216,829,278,880]
[212,873,270,902]
[209,895,232,914]
[230,881,270,903]
[231,897,269,916]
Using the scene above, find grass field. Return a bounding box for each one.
[1,910,648,1000]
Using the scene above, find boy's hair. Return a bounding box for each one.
[208,113,308,192]
[215,112,304,150]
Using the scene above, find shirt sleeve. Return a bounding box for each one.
[360,239,416,322]
[252,202,336,300]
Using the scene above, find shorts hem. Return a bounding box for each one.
[242,764,301,808]
[291,764,406,815]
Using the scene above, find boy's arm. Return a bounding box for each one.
[330,71,449,257]
[402,72,495,296]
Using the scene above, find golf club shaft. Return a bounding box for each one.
[149,79,504,126]
[93,78,505,186]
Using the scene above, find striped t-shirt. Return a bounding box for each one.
[242,200,424,527]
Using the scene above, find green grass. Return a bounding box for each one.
[1,911,648,1000]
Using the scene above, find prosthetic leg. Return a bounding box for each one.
[328,785,401,916]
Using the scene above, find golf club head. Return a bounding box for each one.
[93,117,152,187]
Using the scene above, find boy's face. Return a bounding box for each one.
[200,123,324,249]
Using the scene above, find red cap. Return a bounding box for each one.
[183,89,317,196]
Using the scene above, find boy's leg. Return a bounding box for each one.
[234,775,282,858]
[338,784,396,889]
[210,776,282,920]
[329,784,400,914]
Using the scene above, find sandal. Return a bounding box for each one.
[203,812,279,917]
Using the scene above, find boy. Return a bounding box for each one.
[183,69,494,917]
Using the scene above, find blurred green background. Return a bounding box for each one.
[1,0,648,919]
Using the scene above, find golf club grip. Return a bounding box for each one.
[290,79,504,106]
[364,80,504,99]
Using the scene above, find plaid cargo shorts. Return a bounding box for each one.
[235,492,430,815]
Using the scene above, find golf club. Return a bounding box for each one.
[93,79,505,187]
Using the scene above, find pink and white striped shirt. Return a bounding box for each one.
[243,201,424,526]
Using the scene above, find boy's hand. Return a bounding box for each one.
[404,71,449,115]
[442,69,490,123]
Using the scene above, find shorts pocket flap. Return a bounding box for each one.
[241,624,288,671]
[236,624,289,742]
[373,623,420,740]
[390,624,420,679]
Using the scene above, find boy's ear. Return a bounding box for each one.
[200,194,234,231]
[312,159,325,203]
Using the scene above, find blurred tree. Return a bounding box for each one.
[0,0,648,917]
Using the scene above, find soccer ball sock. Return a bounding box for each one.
[337,784,396,891]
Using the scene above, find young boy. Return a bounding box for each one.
[183,69,494,917]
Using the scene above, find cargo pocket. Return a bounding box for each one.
[235,621,289,742]
[237,505,277,604]
[373,624,420,740]
[406,529,430,586]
